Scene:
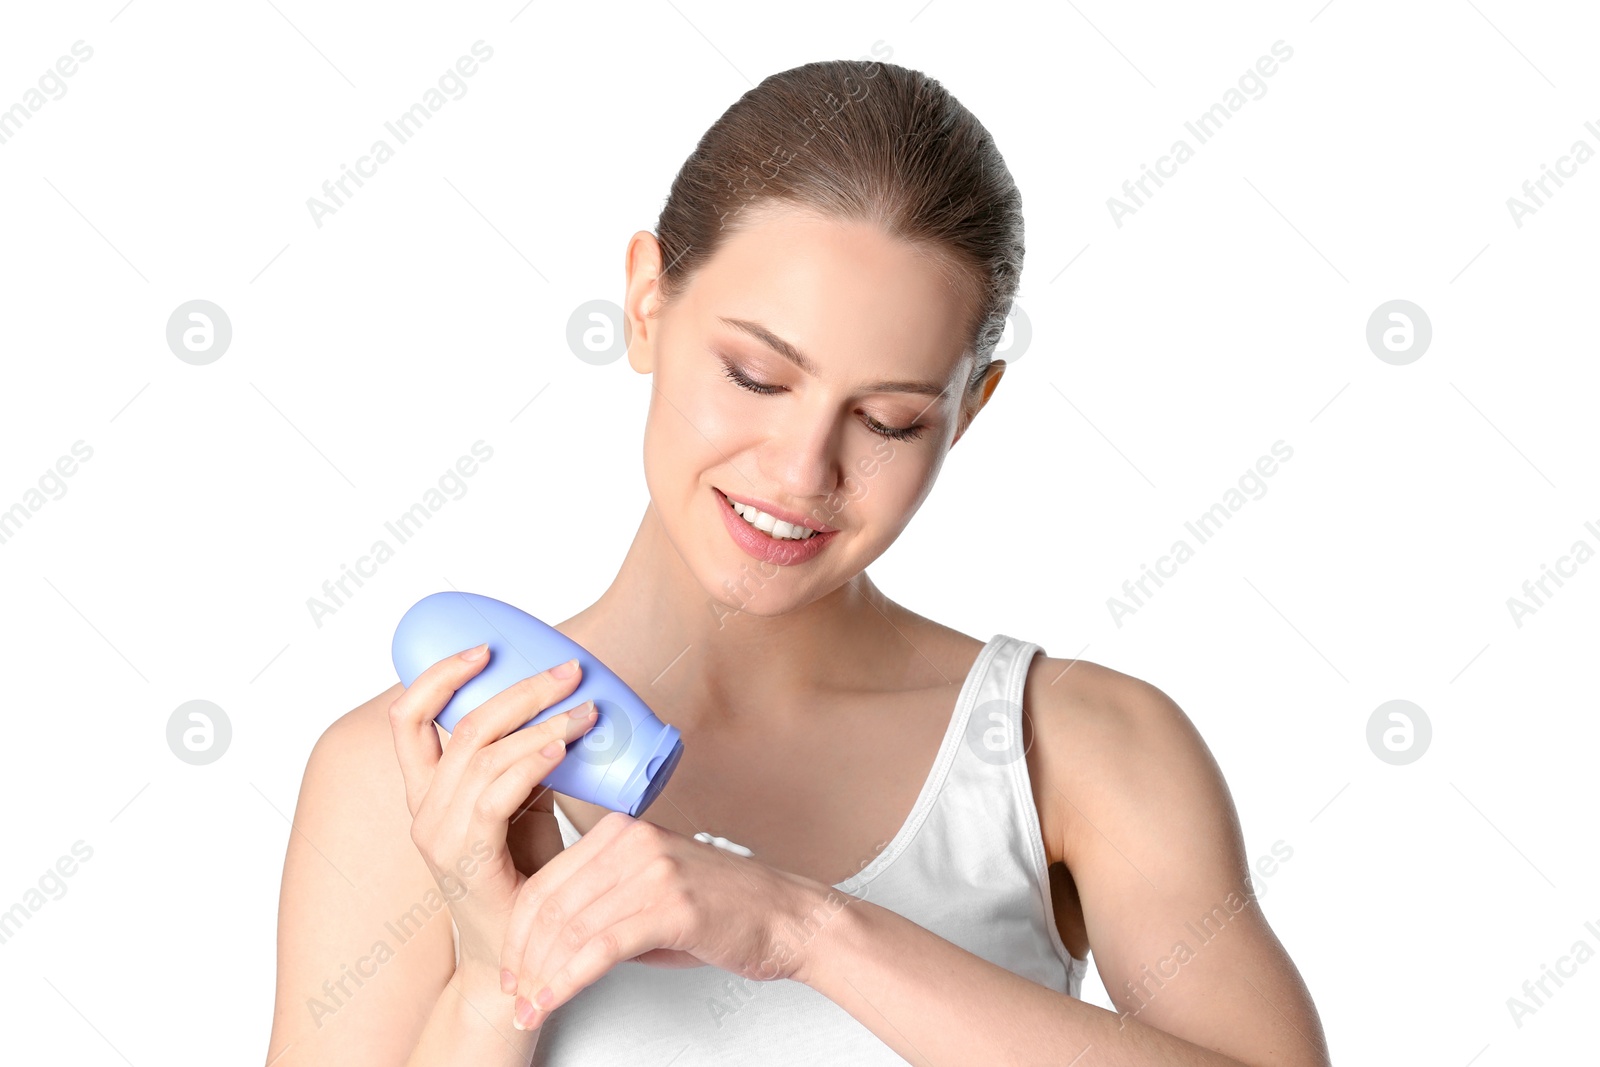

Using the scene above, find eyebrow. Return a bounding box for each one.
[718,316,949,398]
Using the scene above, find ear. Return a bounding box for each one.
[623,230,665,374]
[950,359,1006,447]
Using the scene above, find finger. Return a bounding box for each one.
[462,705,600,852]
[517,869,647,1011]
[500,811,635,983]
[516,911,661,1029]
[504,812,645,999]
[432,659,585,804]
[389,643,492,814]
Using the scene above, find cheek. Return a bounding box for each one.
[829,445,932,528]
[644,361,742,484]
[657,357,756,453]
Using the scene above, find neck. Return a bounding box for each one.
[562,498,903,731]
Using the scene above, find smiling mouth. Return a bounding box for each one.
[713,487,840,565]
[717,491,827,540]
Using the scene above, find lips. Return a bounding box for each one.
[719,491,839,534]
[714,487,839,567]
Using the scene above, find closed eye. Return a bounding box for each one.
[717,355,927,442]
[720,359,782,396]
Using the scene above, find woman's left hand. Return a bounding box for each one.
[499,810,827,1030]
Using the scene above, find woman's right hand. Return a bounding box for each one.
[388,643,600,988]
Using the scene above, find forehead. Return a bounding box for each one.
[684,204,976,382]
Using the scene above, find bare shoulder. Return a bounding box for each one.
[1021,653,1331,1064]
[317,681,450,784]
[1022,654,1235,867]
[265,682,456,1065]
[299,683,426,862]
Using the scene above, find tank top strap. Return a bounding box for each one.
[957,633,1040,773]
[928,632,1090,997]
[938,633,1046,839]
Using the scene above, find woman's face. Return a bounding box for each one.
[624,203,1000,619]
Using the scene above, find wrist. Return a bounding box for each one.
[451,959,513,1006]
[426,965,538,1063]
[779,875,869,990]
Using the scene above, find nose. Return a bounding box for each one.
[759,403,843,503]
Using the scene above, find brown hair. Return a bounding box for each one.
[653,58,1023,401]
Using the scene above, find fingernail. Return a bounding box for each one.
[514,996,538,1029]
[571,701,598,724]
[461,643,488,662]
[550,657,578,679]
[535,986,554,1009]
[541,738,566,758]
[500,968,516,994]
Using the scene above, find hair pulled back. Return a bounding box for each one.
[654,58,1024,396]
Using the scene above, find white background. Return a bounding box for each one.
[1,0,1596,1063]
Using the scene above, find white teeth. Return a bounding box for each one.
[729,498,817,540]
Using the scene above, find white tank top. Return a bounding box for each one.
[451,633,1089,1063]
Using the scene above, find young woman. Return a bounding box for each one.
[267,59,1330,1066]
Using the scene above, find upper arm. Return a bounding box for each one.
[1041,668,1331,1067]
[265,687,456,1066]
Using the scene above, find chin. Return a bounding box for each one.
[704,556,805,613]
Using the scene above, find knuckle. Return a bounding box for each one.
[535,897,566,931]
[411,834,442,868]
[511,673,547,698]
[594,928,623,961]
[387,696,408,725]
[640,826,673,857]
[559,915,589,949]
[620,814,656,842]
[471,792,500,822]
[645,851,681,884]
[408,817,448,866]
[453,717,482,745]
[408,810,433,840]
[467,747,497,777]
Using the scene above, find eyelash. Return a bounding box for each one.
[718,358,928,442]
